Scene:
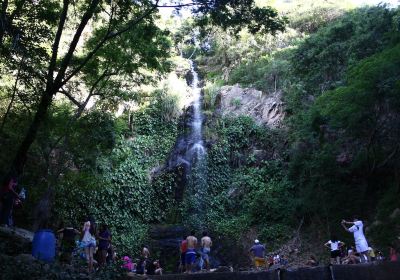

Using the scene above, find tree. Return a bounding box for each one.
[0,0,286,177]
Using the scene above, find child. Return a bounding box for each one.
[324,235,345,264]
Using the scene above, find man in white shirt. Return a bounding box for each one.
[341,217,369,263]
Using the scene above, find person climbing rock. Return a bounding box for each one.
[199,231,212,271]
[249,239,266,270]
[0,175,20,227]
[324,235,345,264]
[185,230,198,273]
[98,224,111,267]
[341,217,369,263]
[81,220,97,273]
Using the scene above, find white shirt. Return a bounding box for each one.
[349,220,366,242]
[328,240,341,251]
[82,229,94,242]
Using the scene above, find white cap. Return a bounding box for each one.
[255,239,260,243]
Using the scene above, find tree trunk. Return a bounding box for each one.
[0,0,8,45]
[11,87,56,175]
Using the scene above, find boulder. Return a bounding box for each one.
[0,226,33,255]
[215,85,285,128]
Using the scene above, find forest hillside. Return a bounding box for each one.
[0,0,399,278]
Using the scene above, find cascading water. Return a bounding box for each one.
[183,60,208,229]
[148,60,209,270]
[162,59,208,229]
[186,60,206,162]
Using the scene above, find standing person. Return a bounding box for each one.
[185,230,198,274]
[249,239,266,270]
[180,236,188,273]
[324,235,345,264]
[199,231,212,271]
[81,221,97,273]
[341,217,369,263]
[57,223,80,264]
[141,245,151,275]
[0,175,19,226]
[98,224,111,267]
[389,245,398,262]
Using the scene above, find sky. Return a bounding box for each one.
[158,0,400,19]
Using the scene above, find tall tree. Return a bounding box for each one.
[1,0,286,176]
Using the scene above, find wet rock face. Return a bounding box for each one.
[215,85,285,128]
[149,225,187,272]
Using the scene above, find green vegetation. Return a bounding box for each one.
[0,0,400,275]
[198,2,400,256]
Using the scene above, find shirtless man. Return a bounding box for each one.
[200,231,212,270]
[185,230,198,273]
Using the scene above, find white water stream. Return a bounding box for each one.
[186,60,205,162]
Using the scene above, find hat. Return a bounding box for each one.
[255,239,260,244]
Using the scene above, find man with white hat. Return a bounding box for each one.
[249,239,266,270]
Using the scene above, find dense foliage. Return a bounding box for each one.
[1,0,400,273]
[198,2,400,257]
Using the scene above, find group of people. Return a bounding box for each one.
[180,231,213,273]
[249,216,399,271]
[58,220,164,275]
[324,217,376,265]
[57,219,114,273]
[324,217,398,265]
[121,246,163,275]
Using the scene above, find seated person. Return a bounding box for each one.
[342,247,360,264]
[306,255,319,267]
[154,260,163,275]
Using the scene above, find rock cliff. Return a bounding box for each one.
[215,85,285,128]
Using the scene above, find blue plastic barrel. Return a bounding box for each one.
[32,229,56,262]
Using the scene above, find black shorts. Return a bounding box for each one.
[181,253,186,265]
[331,250,341,258]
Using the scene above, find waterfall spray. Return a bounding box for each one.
[184,60,208,229]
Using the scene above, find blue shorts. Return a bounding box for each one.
[202,248,210,261]
[185,249,196,265]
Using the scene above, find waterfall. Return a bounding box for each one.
[186,60,205,162]
[184,60,208,229]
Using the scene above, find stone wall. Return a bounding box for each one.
[145,262,400,280]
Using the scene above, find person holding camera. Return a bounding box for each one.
[341,217,369,263]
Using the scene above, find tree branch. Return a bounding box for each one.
[0,54,25,133]
[47,0,70,86]
[54,0,101,87]
[59,88,82,108]
[61,2,159,87]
